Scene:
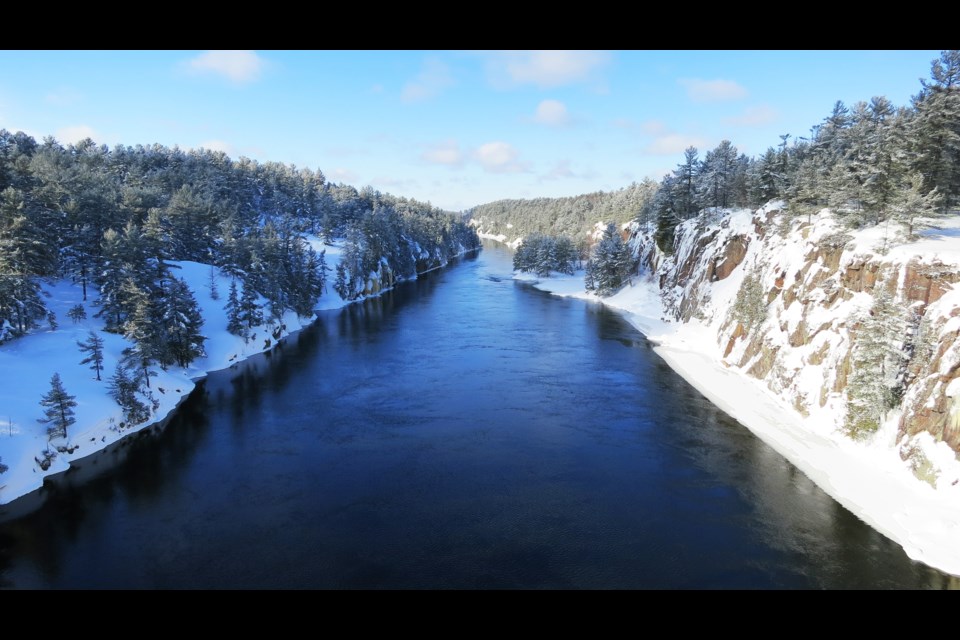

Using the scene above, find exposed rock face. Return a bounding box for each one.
[627,207,960,461]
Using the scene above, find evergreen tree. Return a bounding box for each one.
[78,330,105,381]
[553,236,578,275]
[120,277,162,385]
[534,236,557,277]
[67,304,87,323]
[891,172,944,237]
[731,269,767,332]
[238,280,263,333]
[845,287,907,438]
[910,50,960,207]
[207,265,220,301]
[38,372,76,440]
[585,223,633,296]
[225,279,243,336]
[0,187,53,340]
[333,261,349,299]
[161,276,206,368]
[107,363,150,427]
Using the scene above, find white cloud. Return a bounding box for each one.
[533,99,571,127]
[474,141,528,173]
[401,57,454,103]
[56,125,100,145]
[643,133,708,155]
[421,139,463,167]
[612,118,636,130]
[186,50,266,85]
[481,50,611,89]
[678,78,747,102]
[724,104,778,126]
[641,119,668,135]
[543,159,576,180]
[197,139,237,156]
[330,167,359,183]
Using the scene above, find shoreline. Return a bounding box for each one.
[0,247,479,513]
[518,268,960,578]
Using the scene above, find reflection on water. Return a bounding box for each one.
[0,244,954,589]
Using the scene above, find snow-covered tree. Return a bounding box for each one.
[225,279,243,337]
[107,363,150,427]
[207,265,220,301]
[78,330,105,381]
[891,172,945,237]
[845,287,907,439]
[238,280,263,333]
[161,276,205,368]
[731,268,767,332]
[585,223,633,297]
[38,372,76,440]
[67,304,87,323]
[553,236,577,275]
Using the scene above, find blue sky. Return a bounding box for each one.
[0,50,942,211]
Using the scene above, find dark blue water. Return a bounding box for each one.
[0,242,954,588]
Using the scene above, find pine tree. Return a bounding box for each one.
[238,280,263,332]
[225,279,243,336]
[161,276,205,368]
[334,261,349,300]
[845,287,906,438]
[0,187,53,340]
[67,304,87,323]
[107,363,150,427]
[585,223,633,296]
[910,50,960,208]
[120,277,162,385]
[38,372,77,440]
[207,265,220,301]
[731,269,767,332]
[534,236,556,277]
[553,236,577,275]
[891,172,945,237]
[78,330,105,381]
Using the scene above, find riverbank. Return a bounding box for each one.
[516,269,960,578]
[0,240,477,509]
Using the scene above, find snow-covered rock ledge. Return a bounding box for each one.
[0,242,478,510]
[515,208,960,578]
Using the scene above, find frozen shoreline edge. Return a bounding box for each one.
[518,269,960,579]
[0,247,479,513]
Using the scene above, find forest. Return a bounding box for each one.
[471,51,960,262]
[0,130,480,408]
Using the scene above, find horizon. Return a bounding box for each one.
[0,49,942,211]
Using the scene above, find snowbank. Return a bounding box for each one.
[0,239,474,508]
[518,215,960,577]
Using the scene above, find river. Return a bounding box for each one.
[0,242,953,588]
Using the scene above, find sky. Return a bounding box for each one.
[0,50,944,212]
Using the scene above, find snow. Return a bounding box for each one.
[517,207,960,577]
[0,237,465,508]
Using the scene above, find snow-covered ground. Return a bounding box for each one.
[517,216,960,577]
[0,237,452,508]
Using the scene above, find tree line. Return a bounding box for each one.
[0,134,479,346]
[647,50,959,251]
[468,180,659,244]
[473,51,959,302]
[0,132,479,440]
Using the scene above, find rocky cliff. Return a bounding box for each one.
[628,204,960,485]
